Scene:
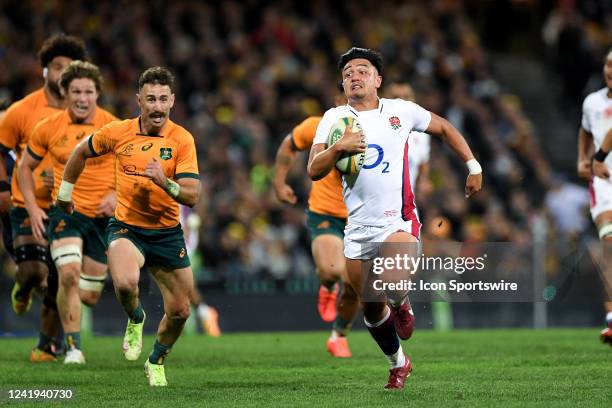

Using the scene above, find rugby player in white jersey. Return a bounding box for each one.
[577,48,612,345]
[180,205,221,337]
[308,47,482,390]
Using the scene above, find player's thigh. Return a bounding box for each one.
[82,255,107,278]
[312,234,345,278]
[345,258,374,298]
[150,265,193,315]
[80,256,107,305]
[14,233,50,278]
[381,230,419,277]
[594,211,612,231]
[14,234,47,247]
[595,210,612,257]
[108,238,144,288]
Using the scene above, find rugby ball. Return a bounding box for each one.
[327,116,366,175]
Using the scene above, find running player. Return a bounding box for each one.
[308,47,482,390]
[0,34,86,361]
[273,92,359,358]
[577,48,612,345]
[19,61,117,363]
[57,67,200,386]
[181,204,222,337]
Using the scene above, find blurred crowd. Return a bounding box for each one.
[0,0,603,282]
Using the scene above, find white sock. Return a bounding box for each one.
[330,330,338,340]
[197,303,210,321]
[386,345,406,369]
[606,311,612,324]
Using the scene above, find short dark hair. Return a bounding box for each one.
[138,67,175,92]
[38,34,87,67]
[59,60,103,94]
[338,47,383,76]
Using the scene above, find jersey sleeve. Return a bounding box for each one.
[581,97,591,132]
[404,101,432,133]
[313,109,337,146]
[175,133,200,180]
[0,103,23,150]
[89,122,119,156]
[291,117,320,151]
[26,120,49,161]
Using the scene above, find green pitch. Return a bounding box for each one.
[0,329,609,407]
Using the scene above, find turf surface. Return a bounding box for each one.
[0,329,610,407]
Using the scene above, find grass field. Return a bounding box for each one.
[0,329,610,407]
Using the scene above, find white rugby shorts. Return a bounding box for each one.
[590,176,612,220]
[344,218,421,260]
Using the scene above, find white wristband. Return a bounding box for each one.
[466,159,482,175]
[57,180,74,201]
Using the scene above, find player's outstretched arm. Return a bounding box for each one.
[307,128,365,180]
[144,157,201,207]
[273,134,299,204]
[56,137,96,214]
[578,127,595,181]
[592,128,612,179]
[426,112,482,197]
[18,150,47,241]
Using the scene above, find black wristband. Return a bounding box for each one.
[0,180,9,192]
[594,148,609,162]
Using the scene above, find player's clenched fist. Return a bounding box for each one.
[465,173,482,198]
[144,157,167,187]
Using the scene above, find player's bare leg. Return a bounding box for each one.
[108,238,146,361]
[12,235,48,314]
[312,234,344,322]
[51,237,88,363]
[79,255,107,307]
[346,258,412,390]
[381,231,417,340]
[145,265,193,386]
[328,280,358,357]
[595,212,612,345]
[189,286,221,337]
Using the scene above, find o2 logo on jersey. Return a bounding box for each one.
[362,144,390,173]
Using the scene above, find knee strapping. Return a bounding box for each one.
[79,273,106,292]
[51,244,81,267]
[599,222,612,239]
[15,244,49,264]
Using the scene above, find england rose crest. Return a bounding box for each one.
[389,116,401,130]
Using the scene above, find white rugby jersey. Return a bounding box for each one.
[314,98,431,229]
[180,205,199,254]
[407,130,431,186]
[582,87,612,168]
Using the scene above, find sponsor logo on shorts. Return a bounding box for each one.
[54,219,66,233]
[160,147,172,160]
[114,228,128,235]
[316,220,330,229]
[20,218,31,228]
[179,248,186,258]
